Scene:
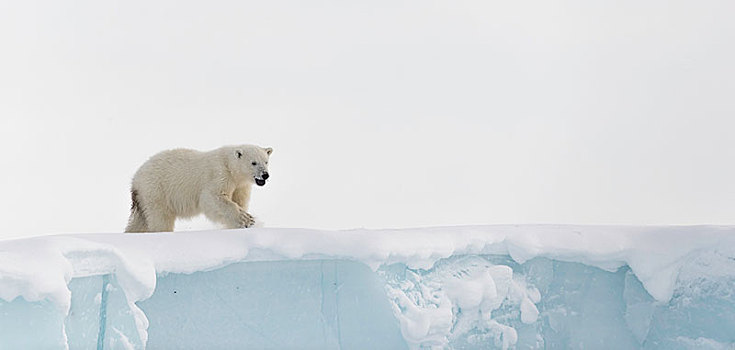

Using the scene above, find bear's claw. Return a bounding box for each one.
[238,210,255,228]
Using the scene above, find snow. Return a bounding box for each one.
[1,225,734,348]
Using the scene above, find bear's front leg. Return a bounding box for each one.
[232,185,252,212]
[237,210,256,228]
[200,189,255,229]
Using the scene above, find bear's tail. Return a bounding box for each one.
[124,189,148,233]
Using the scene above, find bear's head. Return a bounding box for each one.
[231,145,273,186]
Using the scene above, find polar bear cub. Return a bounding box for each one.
[125,145,272,233]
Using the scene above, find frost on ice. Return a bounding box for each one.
[382,256,540,349]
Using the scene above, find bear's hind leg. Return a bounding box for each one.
[125,188,149,233]
[125,210,148,233]
[144,206,175,232]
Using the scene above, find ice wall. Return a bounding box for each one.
[381,253,735,349]
[141,260,405,349]
[1,225,734,349]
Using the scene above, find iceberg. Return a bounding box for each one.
[1,225,734,349]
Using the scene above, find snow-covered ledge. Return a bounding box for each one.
[1,225,734,349]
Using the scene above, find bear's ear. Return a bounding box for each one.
[235,150,243,159]
[264,147,273,156]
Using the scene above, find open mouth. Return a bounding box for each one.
[255,178,266,186]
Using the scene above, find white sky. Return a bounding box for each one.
[1,0,734,239]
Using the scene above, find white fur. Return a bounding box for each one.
[125,145,272,233]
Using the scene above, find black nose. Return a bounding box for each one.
[262,172,269,180]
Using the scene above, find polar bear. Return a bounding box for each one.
[125,145,273,233]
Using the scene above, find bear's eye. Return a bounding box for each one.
[251,162,257,166]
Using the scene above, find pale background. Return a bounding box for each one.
[1,0,734,239]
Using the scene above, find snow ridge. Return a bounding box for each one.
[1,225,734,345]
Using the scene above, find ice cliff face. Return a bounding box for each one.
[382,251,735,349]
[0,225,734,349]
